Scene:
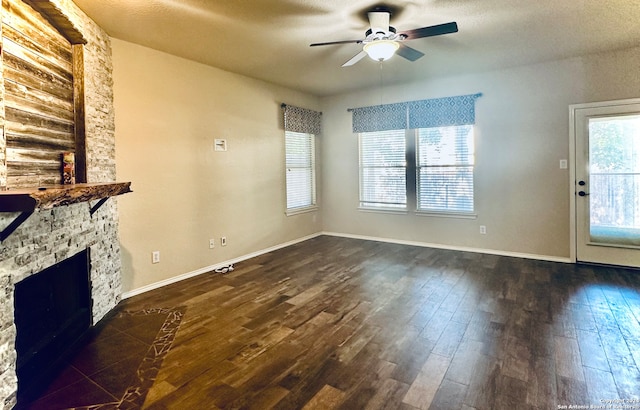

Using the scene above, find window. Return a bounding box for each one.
[358,125,475,215]
[352,93,480,216]
[359,130,407,209]
[285,131,316,213]
[282,103,321,215]
[417,125,475,213]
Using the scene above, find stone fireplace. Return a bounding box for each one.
[0,1,123,408]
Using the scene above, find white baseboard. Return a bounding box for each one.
[122,230,572,299]
[321,231,572,264]
[121,232,323,299]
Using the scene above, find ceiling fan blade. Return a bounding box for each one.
[342,51,367,67]
[399,22,458,40]
[310,39,363,47]
[396,43,424,62]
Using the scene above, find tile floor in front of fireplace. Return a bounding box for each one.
[17,306,185,410]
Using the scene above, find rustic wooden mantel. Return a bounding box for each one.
[0,182,132,241]
[0,182,132,211]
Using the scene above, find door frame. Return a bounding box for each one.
[569,97,640,264]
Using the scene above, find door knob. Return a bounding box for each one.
[578,191,589,196]
[578,181,586,186]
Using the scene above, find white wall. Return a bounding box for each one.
[112,39,322,293]
[320,46,640,260]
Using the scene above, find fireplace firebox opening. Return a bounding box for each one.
[14,249,92,400]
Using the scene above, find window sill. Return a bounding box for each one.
[358,206,408,215]
[415,210,477,219]
[357,206,476,219]
[286,205,318,216]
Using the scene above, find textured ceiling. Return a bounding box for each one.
[72,0,640,97]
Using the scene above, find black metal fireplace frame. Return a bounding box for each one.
[14,249,93,401]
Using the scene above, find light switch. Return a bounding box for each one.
[559,159,568,169]
[214,139,227,152]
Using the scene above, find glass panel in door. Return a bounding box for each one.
[588,115,640,247]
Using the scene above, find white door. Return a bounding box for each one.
[572,99,640,268]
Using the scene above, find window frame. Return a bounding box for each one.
[358,130,408,212]
[285,130,318,216]
[415,125,476,217]
[357,126,477,218]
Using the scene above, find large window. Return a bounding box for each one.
[358,125,475,215]
[417,125,475,213]
[285,131,316,213]
[359,130,407,209]
[352,93,480,216]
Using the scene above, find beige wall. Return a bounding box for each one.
[320,46,640,260]
[114,37,640,293]
[113,39,321,293]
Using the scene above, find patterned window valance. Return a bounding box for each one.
[282,103,322,135]
[350,93,482,133]
[350,102,408,133]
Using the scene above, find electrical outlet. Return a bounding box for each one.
[209,239,215,249]
[221,236,227,246]
[479,225,487,235]
[152,251,160,264]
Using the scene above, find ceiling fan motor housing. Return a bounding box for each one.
[365,26,396,37]
[368,11,391,33]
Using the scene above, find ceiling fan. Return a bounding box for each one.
[310,9,458,67]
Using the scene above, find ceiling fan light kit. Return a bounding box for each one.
[363,39,399,61]
[310,9,458,67]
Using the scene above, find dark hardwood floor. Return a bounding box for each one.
[20,235,640,409]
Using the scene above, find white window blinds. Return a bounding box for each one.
[285,131,316,211]
[417,125,475,213]
[359,130,407,209]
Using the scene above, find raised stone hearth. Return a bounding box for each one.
[0,1,121,408]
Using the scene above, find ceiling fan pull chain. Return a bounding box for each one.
[379,61,384,105]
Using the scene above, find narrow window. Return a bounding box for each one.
[359,130,407,210]
[285,131,316,214]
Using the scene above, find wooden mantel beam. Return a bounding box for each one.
[0,182,132,212]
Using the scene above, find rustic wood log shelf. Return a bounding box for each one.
[0,182,132,241]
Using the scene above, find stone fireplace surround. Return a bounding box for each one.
[0,1,122,408]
